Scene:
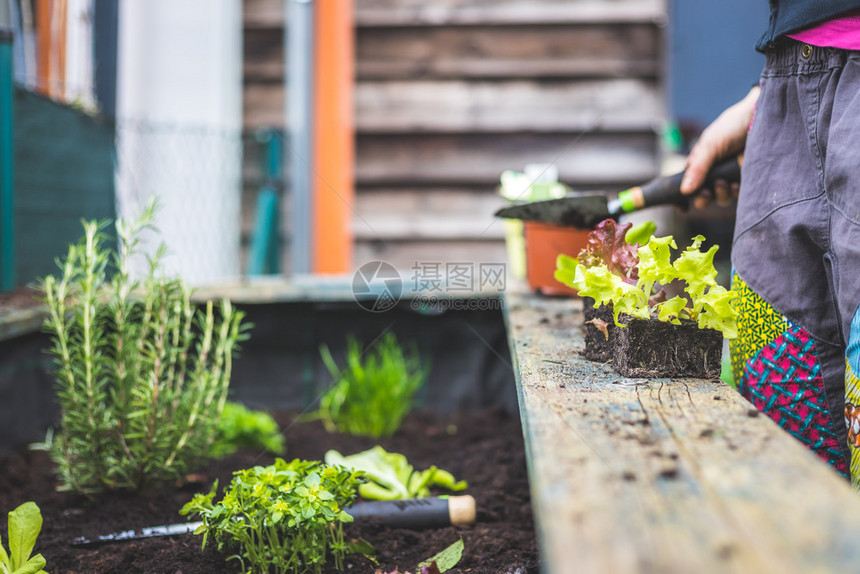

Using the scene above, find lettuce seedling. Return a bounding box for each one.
[325,447,467,501]
[570,218,640,279]
[181,458,364,574]
[0,502,49,574]
[555,222,737,338]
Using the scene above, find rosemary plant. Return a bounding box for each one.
[316,333,428,438]
[38,201,248,493]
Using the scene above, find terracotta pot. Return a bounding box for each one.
[523,221,590,296]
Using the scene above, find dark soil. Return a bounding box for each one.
[0,407,538,574]
[612,316,722,378]
[581,298,614,363]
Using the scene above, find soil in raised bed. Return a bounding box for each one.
[0,407,537,574]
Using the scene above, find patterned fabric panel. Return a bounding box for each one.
[740,326,848,476]
[729,272,789,385]
[844,305,860,489]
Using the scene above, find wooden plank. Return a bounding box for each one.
[356,1,666,27]
[246,78,661,132]
[354,187,506,240]
[355,132,659,187]
[0,308,45,343]
[243,0,283,29]
[356,58,660,80]
[357,24,659,71]
[356,79,661,133]
[504,289,860,574]
[243,81,285,129]
[246,24,660,82]
[243,27,282,81]
[244,0,666,28]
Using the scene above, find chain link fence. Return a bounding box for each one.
[115,118,245,285]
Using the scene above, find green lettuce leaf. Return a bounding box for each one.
[326,447,467,500]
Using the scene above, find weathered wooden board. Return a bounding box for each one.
[244,24,660,83]
[356,24,660,80]
[356,133,658,186]
[246,79,661,132]
[354,187,506,240]
[244,0,665,28]
[504,290,860,574]
[356,1,665,27]
[355,79,661,133]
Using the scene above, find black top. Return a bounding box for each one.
[757,0,860,51]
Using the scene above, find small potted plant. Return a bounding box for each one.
[499,166,589,296]
[555,219,737,378]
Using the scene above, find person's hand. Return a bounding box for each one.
[681,85,760,210]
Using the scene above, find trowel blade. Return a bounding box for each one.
[494,193,611,228]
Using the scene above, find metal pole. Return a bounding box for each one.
[0,25,15,290]
[286,0,313,275]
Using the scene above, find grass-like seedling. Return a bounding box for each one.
[316,333,428,438]
[38,200,248,493]
[181,458,363,574]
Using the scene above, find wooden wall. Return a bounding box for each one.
[242,0,665,273]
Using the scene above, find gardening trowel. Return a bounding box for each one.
[494,155,743,228]
[69,495,477,547]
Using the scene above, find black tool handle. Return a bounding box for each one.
[346,495,475,529]
[610,155,742,216]
[641,155,742,209]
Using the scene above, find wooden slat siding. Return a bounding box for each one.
[356,132,658,187]
[355,79,661,133]
[242,0,664,272]
[505,290,860,574]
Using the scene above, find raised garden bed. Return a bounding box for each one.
[0,280,534,573]
[0,407,536,573]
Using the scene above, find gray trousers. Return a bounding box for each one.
[732,40,860,481]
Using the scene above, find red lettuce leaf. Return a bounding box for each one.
[577,218,639,279]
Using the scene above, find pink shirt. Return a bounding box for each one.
[787,10,860,50]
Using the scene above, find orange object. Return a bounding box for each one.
[312,0,354,274]
[35,0,67,99]
[35,0,52,96]
[524,222,590,296]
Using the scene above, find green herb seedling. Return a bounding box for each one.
[181,458,365,574]
[325,446,467,501]
[314,333,428,438]
[0,502,49,574]
[208,401,285,458]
